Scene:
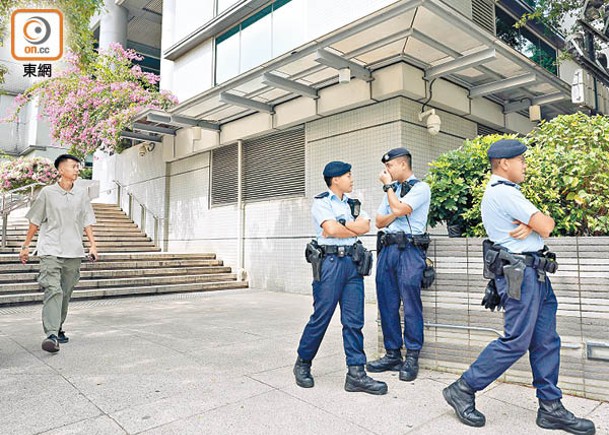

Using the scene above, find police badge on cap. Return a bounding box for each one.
[381,147,411,163]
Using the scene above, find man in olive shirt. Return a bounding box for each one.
[19,154,98,353]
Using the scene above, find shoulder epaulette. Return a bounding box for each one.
[314,191,329,199]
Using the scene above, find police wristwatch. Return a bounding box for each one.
[382,184,394,192]
[20,245,29,251]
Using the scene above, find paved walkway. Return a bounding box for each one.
[0,289,607,434]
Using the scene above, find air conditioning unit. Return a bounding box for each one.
[571,68,596,109]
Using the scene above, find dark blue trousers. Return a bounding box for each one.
[297,254,366,366]
[375,243,426,352]
[462,267,562,400]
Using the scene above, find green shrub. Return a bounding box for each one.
[425,133,517,236]
[427,113,609,237]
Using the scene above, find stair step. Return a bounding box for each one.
[0,252,216,264]
[0,266,232,282]
[0,281,249,304]
[0,259,222,273]
[1,203,247,305]
[0,246,161,254]
[1,273,238,293]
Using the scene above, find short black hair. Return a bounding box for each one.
[324,176,333,187]
[393,155,412,169]
[54,154,81,169]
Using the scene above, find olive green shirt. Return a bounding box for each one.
[25,183,96,258]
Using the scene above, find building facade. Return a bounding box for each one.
[94,0,595,297]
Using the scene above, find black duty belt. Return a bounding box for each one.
[517,253,558,273]
[319,245,355,257]
[381,232,413,246]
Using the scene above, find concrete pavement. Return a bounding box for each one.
[0,289,607,434]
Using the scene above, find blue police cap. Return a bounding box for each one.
[381,147,411,163]
[323,161,351,178]
[487,139,527,159]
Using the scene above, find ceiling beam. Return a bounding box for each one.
[424,48,496,80]
[120,131,163,143]
[219,92,275,114]
[132,122,176,136]
[145,112,220,131]
[503,92,569,113]
[469,73,537,98]
[262,73,319,99]
[314,49,373,82]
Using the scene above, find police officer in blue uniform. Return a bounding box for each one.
[366,148,431,382]
[443,139,595,434]
[294,161,387,395]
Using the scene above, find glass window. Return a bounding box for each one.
[216,27,240,84]
[272,0,306,57]
[240,6,272,72]
[496,7,557,75]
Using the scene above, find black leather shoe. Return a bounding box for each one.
[537,399,596,435]
[366,349,403,372]
[345,365,388,395]
[42,335,60,353]
[443,377,486,427]
[58,330,69,344]
[399,349,419,381]
[293,357,314,388]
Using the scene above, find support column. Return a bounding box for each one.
[98,0,128,51]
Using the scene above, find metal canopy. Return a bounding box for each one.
[469,73,537,98]
[168,0,576,125]
[261,73,319,99]
[424,48,496,80]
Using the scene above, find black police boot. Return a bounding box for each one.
[536,399,596,435]
[442,377,486,427]
[366,349,403,373]
[399,349,420,382]
[293,357,314,388]
[344,365,388,395]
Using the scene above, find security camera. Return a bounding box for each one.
[418,109,441,136]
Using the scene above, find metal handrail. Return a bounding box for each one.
[1,182,46,249]
[113,180,163,248]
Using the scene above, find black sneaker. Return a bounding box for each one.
[58,330,69,344]
[42,335,60,353]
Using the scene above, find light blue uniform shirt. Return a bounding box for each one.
[481,174,544,254]
[312,190,370,246]
[377,175,431,235]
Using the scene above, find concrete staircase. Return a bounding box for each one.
[0,203,247,305]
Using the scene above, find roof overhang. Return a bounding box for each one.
[164,0,576,130]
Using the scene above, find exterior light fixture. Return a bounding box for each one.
[529,105,541,122]
[338,67,351,84]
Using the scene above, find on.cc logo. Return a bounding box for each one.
[11,9,63,61]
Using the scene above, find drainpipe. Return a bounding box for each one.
[236,140,245,281]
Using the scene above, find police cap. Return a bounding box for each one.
[381,147,411,163]
[487,139,527,160]
[323,161,352,178]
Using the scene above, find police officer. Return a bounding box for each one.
[443,139,595,434]
[366,148,431,382]
[294,161,387,395]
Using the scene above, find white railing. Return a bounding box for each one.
[113,180,163,248]
[0,183,45,249]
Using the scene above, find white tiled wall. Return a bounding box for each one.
[96,96,476,298]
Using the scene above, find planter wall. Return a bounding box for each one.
[378,236,609,402]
